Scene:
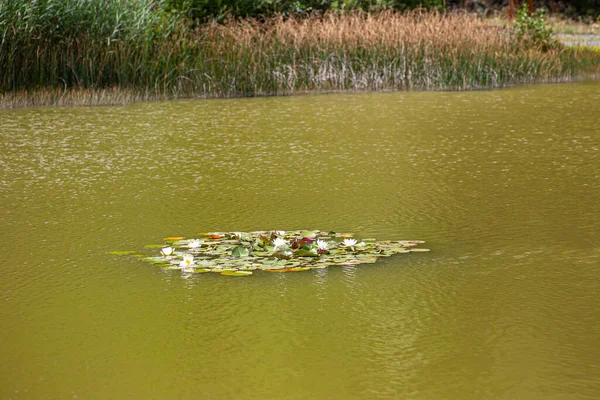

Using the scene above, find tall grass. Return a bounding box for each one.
[1,1,600,107]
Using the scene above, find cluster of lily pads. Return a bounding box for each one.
[128,230,428,277]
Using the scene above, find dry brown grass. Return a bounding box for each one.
[265,11,499,47]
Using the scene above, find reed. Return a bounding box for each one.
[1,2,599,108]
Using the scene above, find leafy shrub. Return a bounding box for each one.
[512,4,559,51]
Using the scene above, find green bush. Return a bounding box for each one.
[512,4,558,51]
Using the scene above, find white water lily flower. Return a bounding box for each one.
[161,246,174,257]
[187,240,202,249]
[316,240,329,251]
[273,238,288,249]
[179,254,194,268]
[342,239,358,248]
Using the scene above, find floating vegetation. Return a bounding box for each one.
[107,250,136,256]
[113,230,429,277]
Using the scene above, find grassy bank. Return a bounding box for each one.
[2,3,600,108]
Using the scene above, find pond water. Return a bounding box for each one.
[1,81,599,399]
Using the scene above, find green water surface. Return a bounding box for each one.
[1,82,599,399]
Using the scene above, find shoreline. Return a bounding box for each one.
[1,71,599,110]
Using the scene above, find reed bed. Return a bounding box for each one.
[2,7,600,108]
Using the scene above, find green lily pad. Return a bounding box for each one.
[295,249,318,257]
[300,230,318,238]
[231,246,250,257]
[143,257,170,264]
[108,250,135,255]
[260,263,286,270]
[221,270,253,277]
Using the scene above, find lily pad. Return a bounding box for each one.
[143,257,170,264]
[231,246,250,257]
[300,230,319,238]
[290,267,311,272]
[295,249,318,257]
[108,250,135,255]
[221,270,253,277]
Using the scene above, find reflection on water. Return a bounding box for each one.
[1,81,600,399]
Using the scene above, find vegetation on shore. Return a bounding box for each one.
[1,0,600,108]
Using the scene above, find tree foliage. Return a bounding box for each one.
[162,0,446,20]
[568,0,600,17]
